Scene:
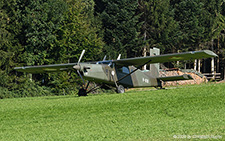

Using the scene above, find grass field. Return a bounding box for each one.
[0,83,224,140]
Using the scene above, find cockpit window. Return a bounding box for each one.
[117,65,130,74]
[96,61,112,66]
[122,67,129,74]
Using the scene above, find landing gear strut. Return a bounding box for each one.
[77,82,102,96]
[78,81,89,96]
[117,85,125,93]
[111,70,125,94]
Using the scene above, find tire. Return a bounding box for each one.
[78,88,87,96]
[117,85,125,93]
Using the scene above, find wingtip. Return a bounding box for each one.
[14,67,23,70]
[203,50,218,57]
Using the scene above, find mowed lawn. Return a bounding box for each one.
[0,83,224,140]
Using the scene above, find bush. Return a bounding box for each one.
[0,87,14,99]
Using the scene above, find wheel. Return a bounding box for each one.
[117,85,125,93]
[78,88,87,96]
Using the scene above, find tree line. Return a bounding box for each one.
[0,0,225,98]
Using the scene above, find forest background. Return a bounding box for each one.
[0,0,225,98]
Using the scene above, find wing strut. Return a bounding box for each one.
[116,59,152,83]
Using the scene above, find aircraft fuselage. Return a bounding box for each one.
[80,61,160,88]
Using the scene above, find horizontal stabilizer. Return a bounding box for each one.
[157,74,193,82]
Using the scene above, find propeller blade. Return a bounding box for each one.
[78,50,85,64]
[117,54,121,60]
[77,70,85,85]
[103,55,107,61]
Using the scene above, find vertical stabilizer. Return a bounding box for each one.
[150,48,160,77]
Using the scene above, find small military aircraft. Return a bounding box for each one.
[14,49,217,96]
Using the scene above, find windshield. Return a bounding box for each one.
[96,61,112,65]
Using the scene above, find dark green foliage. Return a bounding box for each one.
[0,0,25,90]
[20,0,68,65]
[139,0,179,53]
[47,0,103,94]
[96,0,144,58]
[55,0,103,63]
[47,72,80,95]
[1,0,225,98]
[174,0,208,50]
[0,81,51,99]
[0,0,104,98]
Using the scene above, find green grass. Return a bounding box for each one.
[0,83,224,140]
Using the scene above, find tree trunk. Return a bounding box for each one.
[223,59,225,80]
[176,50,180,68]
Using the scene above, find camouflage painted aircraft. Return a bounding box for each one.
[14,49,217,96]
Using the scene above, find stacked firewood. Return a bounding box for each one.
[159,70,208,87]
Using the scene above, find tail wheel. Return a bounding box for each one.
[117,85,125,93]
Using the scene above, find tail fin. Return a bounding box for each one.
[150,48,160,77]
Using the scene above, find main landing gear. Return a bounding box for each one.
[77,82,102,96]
[78,88,87,96]
[78,84,125,96]
[116,85,125,93]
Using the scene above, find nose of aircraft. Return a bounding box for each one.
[73,65,81,70]
[73,65,90,71]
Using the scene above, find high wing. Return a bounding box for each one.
[14,50,89,73]
[14,50,217,73]
[113,50,217,66]
[14,63,78,73]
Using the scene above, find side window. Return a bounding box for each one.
[122,67,129,74]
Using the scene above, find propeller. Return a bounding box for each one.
[73,50,86,86]
[73,50,85,70]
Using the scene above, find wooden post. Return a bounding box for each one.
[194,59,197,70]
[198,59,201,73]
[143,46,147,70]
[211,39,215,80]
[143,30,147,70]
[176,50,180,68]
[217,36,220,73]
[211,57,215,80]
